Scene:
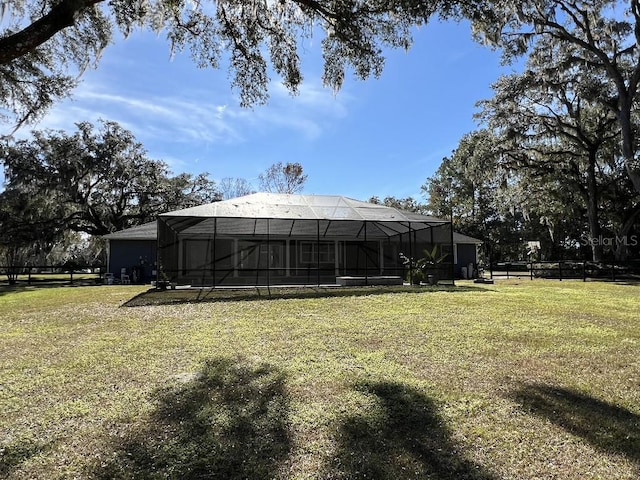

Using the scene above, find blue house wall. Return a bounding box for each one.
[108,240,156,283]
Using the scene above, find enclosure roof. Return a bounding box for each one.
[106,221,477,242]
[160,193,448,224]
[105,222,479,243]
[103,222,156,240]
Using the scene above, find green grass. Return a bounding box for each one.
[0,281,639,479]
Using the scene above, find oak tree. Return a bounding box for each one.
[472,0,640,195]
[0,0,459,127]
[477,35,623,261]
[1,120,219,236]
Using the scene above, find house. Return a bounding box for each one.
[105,193,481,287]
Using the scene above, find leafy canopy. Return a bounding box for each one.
[0,0,468,127]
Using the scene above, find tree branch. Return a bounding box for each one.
[0,0,104,65]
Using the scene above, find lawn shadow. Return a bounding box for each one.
[92,357,291,479]
[0,282,84,298]
[0,280,108,298]
[121,284,489,307]
[0,438,49,477]
[324,381,495,479]
[512,384,640,463]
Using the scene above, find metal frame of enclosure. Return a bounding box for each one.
[157,193,454,287]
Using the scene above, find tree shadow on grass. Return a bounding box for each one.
[325,382,495,480]
[0,439,49,477]
[92,357,291,479]
[0,282,93,298]
[512,384,640,463]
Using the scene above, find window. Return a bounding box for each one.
[238,241,285,270]
[184,240,211,271]
[300,241,334,264]
[260,243,284,269]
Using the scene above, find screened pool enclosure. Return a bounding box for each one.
[157,193,454,287]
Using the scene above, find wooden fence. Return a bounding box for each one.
[488,260,640,282]
[0,266,104,285]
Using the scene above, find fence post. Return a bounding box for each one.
[612,263,616,282]
[558,261,562,281]
[583,262,586,282]
[530,262,533,280]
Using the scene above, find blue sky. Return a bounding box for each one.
[12,18,515,201]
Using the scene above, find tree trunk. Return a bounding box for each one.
[0,0,103,65]
[586,150,602,262]
[614,207,640,261]
[617,96,640,195]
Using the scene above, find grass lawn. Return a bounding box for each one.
[0,280,638,479]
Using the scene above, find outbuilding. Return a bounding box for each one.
[103,222,156,284]
[452,232,483,278]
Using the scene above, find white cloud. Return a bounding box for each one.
[14,73,350,148]
[74,86,244,144]
[240,79,350,140]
